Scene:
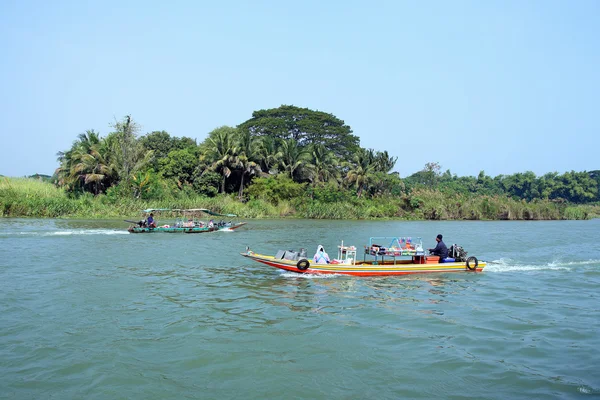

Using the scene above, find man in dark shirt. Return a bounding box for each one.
[146,213,156,228]
[429,234,448,260]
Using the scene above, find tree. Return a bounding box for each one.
[139,130,173,162]
[308,143,340,186]
[192,171,221,197]
[423,162,441,188]
[500,171,539,201]
[236,130,264,200]
[238,105,360,159]
[277,138,311,181]
[373,150,397,174]
[109,116,153,189]
[56,147,77,191]
[159,148,199,186]
[55,129,114,194]
[345,148,376,197]
[70,144,115,195]
[200,126,239,194]
[255,136,280,173]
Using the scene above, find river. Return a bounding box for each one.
[1,218,599,399]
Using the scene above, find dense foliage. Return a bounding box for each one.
[8,105,596,220]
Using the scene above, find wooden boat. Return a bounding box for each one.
[127,208,247,233]
[241,237,485,276]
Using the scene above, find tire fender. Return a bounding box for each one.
[466,256,478,271]
[297,259,310,271]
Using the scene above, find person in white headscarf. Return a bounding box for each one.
[313,245,330,264]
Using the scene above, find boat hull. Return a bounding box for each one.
[241,252,485,276]
[129,222,246,233]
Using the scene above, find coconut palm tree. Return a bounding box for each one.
[202,126,239,194]
[236,131,264,200]
[277,138,311,181]
[55,149,76,191]
[345,148,376,197]
[256,136,280,173]
[55,130,103,192]
[373,150,398,174]
[308,143,340,186]
[70,144,115,195]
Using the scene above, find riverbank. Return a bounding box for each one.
[2,177,598,220]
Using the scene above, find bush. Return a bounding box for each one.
[246,175,306,205]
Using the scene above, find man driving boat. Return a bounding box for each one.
[428,234,448,260]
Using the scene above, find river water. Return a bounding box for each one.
[1,218,599,399]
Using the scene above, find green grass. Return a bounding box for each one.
[1,177,596,220]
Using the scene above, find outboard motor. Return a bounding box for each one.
[449,244,468,262]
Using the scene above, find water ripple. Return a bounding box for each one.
[1,219,600,399]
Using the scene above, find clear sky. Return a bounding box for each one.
[1,0,598,178]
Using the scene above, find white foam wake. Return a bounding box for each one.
[279,272,341,279]
[51,229,130,236]
[483,257,600,272]
[11,229,130,236]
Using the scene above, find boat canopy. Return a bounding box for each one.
[142,208,237,217]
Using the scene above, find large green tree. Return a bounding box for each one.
[238,105,360,159]
[140,130,198,170]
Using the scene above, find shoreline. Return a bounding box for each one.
[2,177,598,221]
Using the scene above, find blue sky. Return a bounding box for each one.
[1,0,598,178]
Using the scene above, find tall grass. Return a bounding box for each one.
[0,178,291,219]
[404,188,588,220]
[1,177,596,220]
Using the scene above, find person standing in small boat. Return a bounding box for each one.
[313,245,330,264]
[428,234,448,260]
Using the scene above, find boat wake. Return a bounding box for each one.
[12,229,130,236]
[279,272,342,279]
[485,258,600,273]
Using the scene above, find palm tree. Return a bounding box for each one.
[307,143,340,187]
[236,131,264,200]
[70,144,115,195]
[373,150,397,174]
[345,148,376,197]
[55,130,103,192]
[55,149,76,191]
[277,138,310,181]
[202,126,239,194]
[256,136,280,173]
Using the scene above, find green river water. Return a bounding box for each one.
[1,218,599,399]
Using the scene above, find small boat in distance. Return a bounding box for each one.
[241,237,485,276]
[126,208,246,233]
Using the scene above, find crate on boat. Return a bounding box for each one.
[425,256,440,264]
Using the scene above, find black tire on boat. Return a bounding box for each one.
[466,256,478,271]
[297,259,310,271]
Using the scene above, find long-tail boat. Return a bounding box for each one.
[126,208,246,233]
[241,237,485,276]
